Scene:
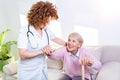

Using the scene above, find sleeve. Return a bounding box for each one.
[48,47,66,60]
[17,26,28,48]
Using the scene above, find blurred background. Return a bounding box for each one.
[0,0,120,59]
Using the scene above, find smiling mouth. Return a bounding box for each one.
[67,46,74,50]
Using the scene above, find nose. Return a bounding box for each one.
[68,41,72,45]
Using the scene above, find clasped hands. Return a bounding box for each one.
[42,45,55,56]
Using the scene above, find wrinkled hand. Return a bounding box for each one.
[42,45,55,56]
[79,56,94,66]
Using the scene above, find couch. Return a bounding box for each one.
[3,45,120,80]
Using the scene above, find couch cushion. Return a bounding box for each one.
[101,46,120,63]
[47,58,63,70]
[6,74,17,80]
[3,61,18,75]
[84,46,102,61]
[48,68,64,80]
[96,62,120,80]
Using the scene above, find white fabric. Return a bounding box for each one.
[102,46,120,63]
[48,68,63,80]
[17,25,56,80]
[47,58,63,70]
[96,62,120,80]
[18,26,55,49]
[3,61,18,75]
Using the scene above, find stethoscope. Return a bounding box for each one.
[27,25,49,49]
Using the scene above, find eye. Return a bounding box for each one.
[68,39,70,42]
[72,40,76,42]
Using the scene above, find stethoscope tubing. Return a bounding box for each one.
[27,25,50,48]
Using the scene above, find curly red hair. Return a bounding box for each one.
[27,1,58,28]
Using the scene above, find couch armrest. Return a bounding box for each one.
[3,61,18,75]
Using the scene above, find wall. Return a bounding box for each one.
[56,0,120,45]
[0,0,120,60]
[0,0,21,60]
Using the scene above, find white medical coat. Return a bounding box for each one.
[17,25,55,80]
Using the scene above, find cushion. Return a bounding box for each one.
[84,46,102,61]
[101,46,120,63]
[47,58,63,70]
[48,68,63,80]
[3,61,18,75]
[96,62,120,80]
[6,74,17,80]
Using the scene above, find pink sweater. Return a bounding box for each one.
[49,47,102,80]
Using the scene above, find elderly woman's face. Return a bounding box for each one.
[66,36,81,54]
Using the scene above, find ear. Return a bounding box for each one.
[78,43,82,48]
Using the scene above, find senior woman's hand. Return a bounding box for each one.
[79,56,94,66]
[42,45,55,56]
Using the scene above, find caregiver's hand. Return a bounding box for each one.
[42,45,55,56]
